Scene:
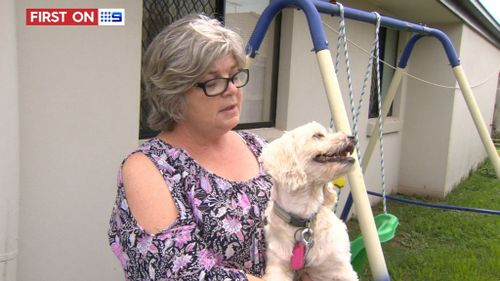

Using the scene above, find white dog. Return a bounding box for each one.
[261,121,359,281]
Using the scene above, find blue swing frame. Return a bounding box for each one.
[245,1,500,280]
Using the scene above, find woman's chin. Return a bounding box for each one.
[223,116,240,131]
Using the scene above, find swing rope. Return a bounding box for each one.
[333,5,388,214]
[372,12,388,214]
[328,7,398,274]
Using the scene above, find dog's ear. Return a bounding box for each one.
[261,133,308,190]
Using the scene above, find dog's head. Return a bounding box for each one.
[261,121,355,192]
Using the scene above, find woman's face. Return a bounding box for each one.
[181,54,243,135]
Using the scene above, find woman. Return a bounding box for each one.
[108,14,270,280]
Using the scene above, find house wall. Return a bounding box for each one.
[398,25,462,198]
[0,0,20,280]
[15,0,142,280]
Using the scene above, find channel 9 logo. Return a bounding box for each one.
[26,8,125,26]
[99,9,125,26]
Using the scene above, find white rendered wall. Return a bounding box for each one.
[0,0,20,280]
[16,0,142,280]
[398,25,462,198]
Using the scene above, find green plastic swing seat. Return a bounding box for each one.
[350,213,399,275]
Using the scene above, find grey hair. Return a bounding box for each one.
[142,14,246,131]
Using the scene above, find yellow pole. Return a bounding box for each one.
[316,49,390,281]
[245,55,253,68]
[361,68,404,170]
[453,65,500,177]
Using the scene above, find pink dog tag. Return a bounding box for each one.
[290,242,306,270]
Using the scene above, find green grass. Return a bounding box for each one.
[347,156,500,281]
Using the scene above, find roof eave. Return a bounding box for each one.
[439,0,500,48]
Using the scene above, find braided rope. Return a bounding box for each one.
[335,4,360,162]
[332,7,388,214]
[333,4,351,213]
[372,12,388,214]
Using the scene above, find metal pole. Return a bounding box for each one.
[361,68,405,170]
[453,66,500,177]
[317,50,390,281]
[248,1,391,279]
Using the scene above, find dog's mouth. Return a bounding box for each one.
[313,141,355,164]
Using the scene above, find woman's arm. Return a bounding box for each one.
[122,152,178,235]
[113,152,251,280]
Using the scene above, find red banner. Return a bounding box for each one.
[26,9,99,25]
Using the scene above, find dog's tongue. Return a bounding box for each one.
[290,242,306,271]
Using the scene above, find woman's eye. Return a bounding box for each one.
[205,80,218,89]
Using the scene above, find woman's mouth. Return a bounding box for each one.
[221,104,237,112]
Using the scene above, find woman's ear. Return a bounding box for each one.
[261,132,307,191]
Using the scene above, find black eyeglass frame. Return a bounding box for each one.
[195,69,250,97]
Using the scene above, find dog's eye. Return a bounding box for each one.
[313,133,325,139]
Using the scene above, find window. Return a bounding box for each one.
[225,1,280,130]
[139,0,279,139]
[368,27,399,118]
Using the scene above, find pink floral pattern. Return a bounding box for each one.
[108,131,271,280]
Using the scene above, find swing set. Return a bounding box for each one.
[244,1,500,280]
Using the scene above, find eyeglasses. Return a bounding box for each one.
[195,69,249,97]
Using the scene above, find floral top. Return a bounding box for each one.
[108,131,272,280]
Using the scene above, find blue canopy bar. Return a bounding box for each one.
[246,0,328,57]
[246,0,461,67]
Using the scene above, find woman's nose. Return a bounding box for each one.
[222,80,239,96]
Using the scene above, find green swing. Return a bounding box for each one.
[350,213,399,274]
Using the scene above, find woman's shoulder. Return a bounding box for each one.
[136,137,171,154]
[236,130,267,151]
[120,137,183,174]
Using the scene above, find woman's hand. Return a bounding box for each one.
[301,273,313,281]
[246,274,264,281]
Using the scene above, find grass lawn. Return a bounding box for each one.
[346,156,500,281]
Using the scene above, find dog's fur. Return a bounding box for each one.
[261,121,359,281]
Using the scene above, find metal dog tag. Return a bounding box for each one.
[290,242,306,270]
[299,228,314,248]
[290,227,315,271]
